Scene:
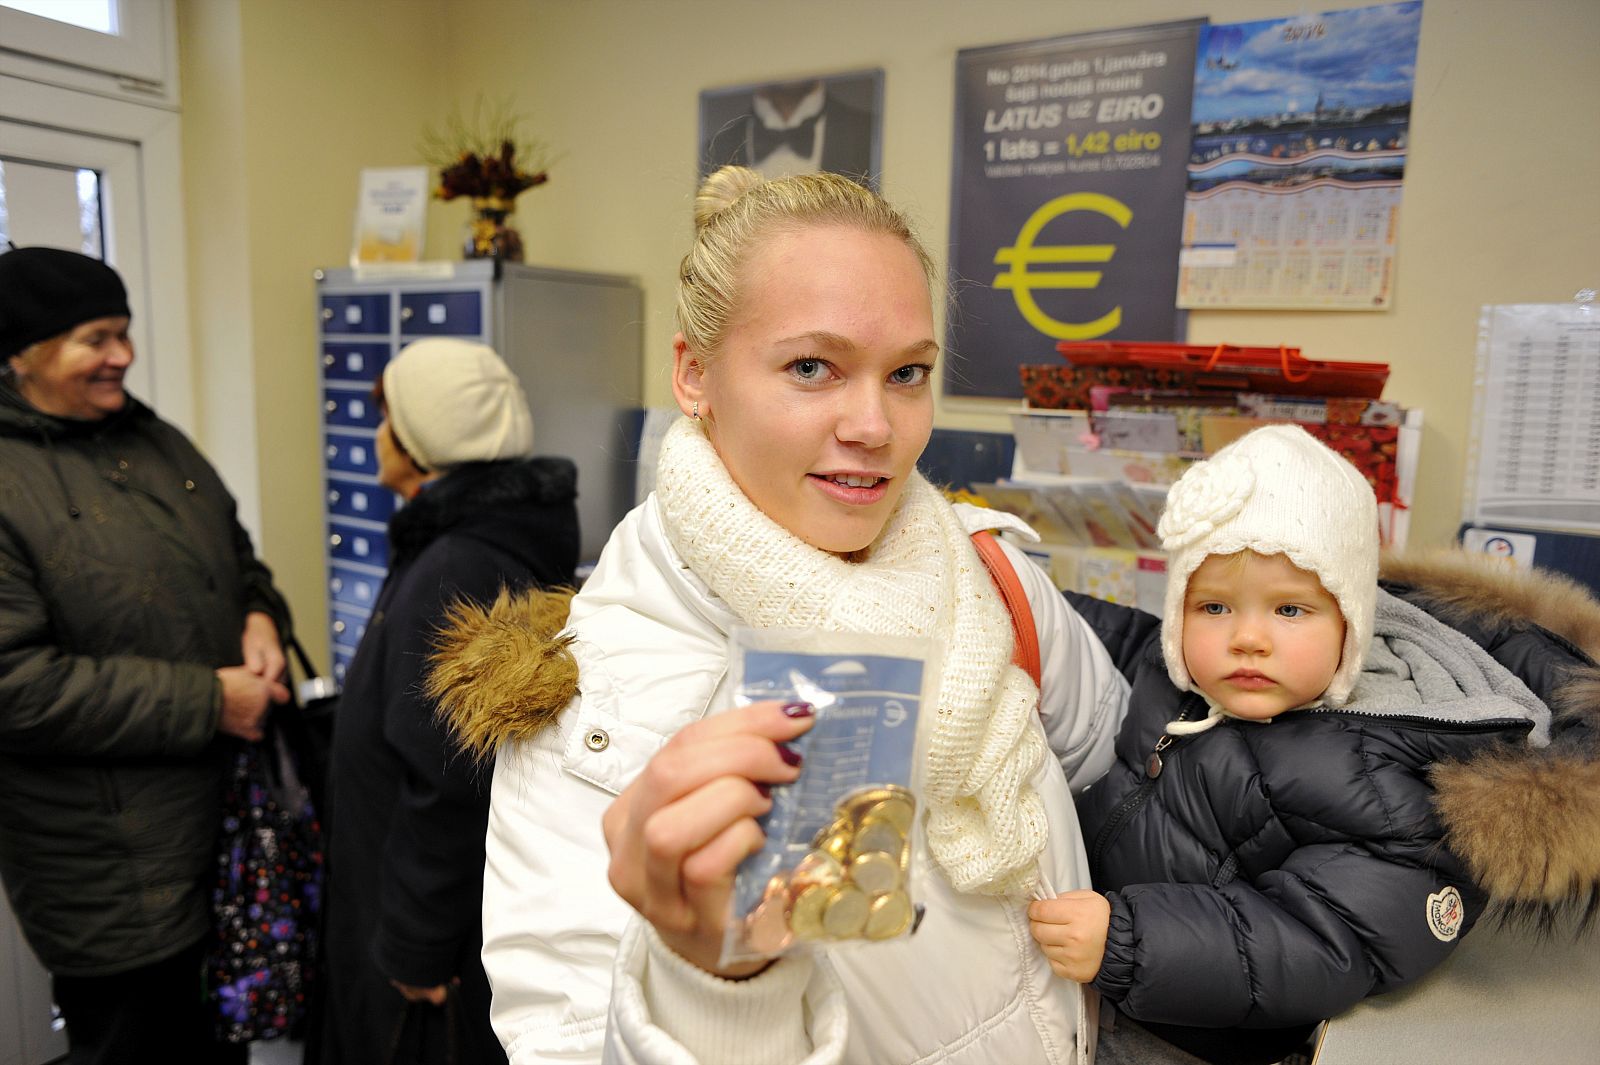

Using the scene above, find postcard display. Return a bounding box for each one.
[998,341,1420,612]
[314,261,641,681]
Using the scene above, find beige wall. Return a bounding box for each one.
[180,0,1600,661]
[179,0,454,658]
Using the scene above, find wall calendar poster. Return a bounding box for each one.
[1177,2,1422,310]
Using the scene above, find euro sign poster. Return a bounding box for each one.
[946,20,1201,398]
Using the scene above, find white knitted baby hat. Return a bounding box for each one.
[381,338,534,470]
[1157,423,1379,707]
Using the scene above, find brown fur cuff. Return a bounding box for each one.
[427,587,579,762]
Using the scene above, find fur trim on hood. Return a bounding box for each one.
[1383,548,1600,932]
[428,587,577,764]
[1382,547,1600,664]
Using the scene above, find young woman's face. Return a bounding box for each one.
[9,315,133,420]
[1181,551,1346,720]
[675,224,937,555]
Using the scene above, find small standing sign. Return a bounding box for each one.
[350,167,429,266]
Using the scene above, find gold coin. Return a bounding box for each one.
[810,815,852,849]
[841,785,914,824]
[847,850,901,895]
[789,885,830,941]
[790,851,843,892]
[745,892,793,954]
[821,884,870,939]
[863,890,913,941]
[852,816,905,859]
[813,829,852,865]
[858,794,916,834]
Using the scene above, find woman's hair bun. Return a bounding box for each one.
[694,166,765,228]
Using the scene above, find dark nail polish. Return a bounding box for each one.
[755,782,772,798]
[777,742,803,767]
[781,701,814,718]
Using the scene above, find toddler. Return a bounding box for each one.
[1031,425,1554,1064]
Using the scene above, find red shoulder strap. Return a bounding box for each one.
[970,530,1042,689]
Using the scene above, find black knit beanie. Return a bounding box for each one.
[0,246,131,359]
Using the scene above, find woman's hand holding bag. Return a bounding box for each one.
[601,701,813,977]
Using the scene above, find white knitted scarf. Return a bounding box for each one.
[655,417,1047,896]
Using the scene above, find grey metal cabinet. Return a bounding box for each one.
[313,261,642,682]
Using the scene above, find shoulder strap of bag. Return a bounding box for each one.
[970,530,1042,689]
[286,634,319,684]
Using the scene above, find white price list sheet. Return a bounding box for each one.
[1469,302,1600,532]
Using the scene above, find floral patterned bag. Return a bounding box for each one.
[207,725,324,1043]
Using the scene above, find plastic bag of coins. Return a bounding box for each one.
[719,627,939,967]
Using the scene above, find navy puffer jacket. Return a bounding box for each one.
[1067,553,1599,1035]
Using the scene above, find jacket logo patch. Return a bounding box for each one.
[1426,886,1465,942]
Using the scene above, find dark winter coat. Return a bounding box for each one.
[1068,550,1600,1041]
[0,384,289,977]
[320,457,578,1065]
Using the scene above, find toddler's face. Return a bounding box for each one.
[1181,551,1346,720]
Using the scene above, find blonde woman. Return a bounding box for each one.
[437,167,1129,1063]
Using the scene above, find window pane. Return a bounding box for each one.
[77,168,102,257]
[0,1,115,34]
[0,157,103,254]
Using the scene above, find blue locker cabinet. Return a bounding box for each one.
[314,261,642,682]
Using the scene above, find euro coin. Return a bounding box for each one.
[848,850,901,895]
[863,890,913,941]
[813,829,852,865]
[842,785,914,825]
[852,815,905,859]
[821,884,870,938]
[791,851,843,892]
[811,815,852,848]
[789,884,830,941]
[745,892,793,954]
[859,793,916,835]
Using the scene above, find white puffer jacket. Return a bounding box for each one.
[480,497,1129,1064]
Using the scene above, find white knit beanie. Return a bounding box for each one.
[381,338,534,470]
[1157,424,1379,708]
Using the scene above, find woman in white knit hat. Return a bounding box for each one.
[1032,424,1583,1065]
[319,337,578,1065]
[428,166,1131,1063]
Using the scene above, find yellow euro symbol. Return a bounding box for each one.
[993,193,1132,340]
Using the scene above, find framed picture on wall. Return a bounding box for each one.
[699,68,883,188]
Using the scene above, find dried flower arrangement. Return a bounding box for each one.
[420,96,552,205]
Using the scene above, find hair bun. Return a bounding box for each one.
[694,166,765,228]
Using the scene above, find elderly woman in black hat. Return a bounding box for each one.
[0,246,291,1062]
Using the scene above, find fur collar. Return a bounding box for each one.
[1382,548,1600,931]
[1381,547,1600,663]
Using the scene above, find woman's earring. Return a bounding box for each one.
[691,401,700,420]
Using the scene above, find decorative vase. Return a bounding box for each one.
[463,196,524,262]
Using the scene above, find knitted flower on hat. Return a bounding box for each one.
[1158,450,1256,552]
